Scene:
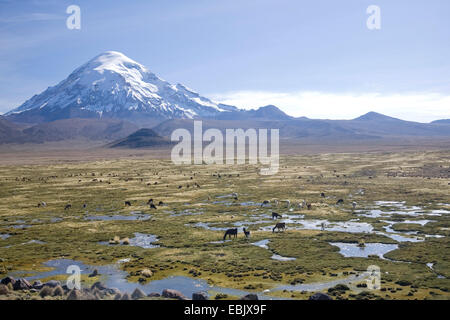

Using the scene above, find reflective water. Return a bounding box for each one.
[330,242,399,258]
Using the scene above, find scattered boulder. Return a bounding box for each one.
[1,276,15,286]
[214,293,228,300]
[52,285,64,296]
[32,280,43,290]
[309,292,333,300]
[39,286,54,298]
[91,281,107,291]
[131,288,146,300]
[162,289,188,300]
[0,284,9,295]
[192,292,208,300]
[147,292,160,298]
[114,293,122,300]
[13,278,32,291]
[240,294,258,300]
[104,288,121,296]
[121,292,131,300]
[44,280,61,288]
[67,289,83,300]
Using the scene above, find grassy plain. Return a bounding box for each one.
[0,148,448,300]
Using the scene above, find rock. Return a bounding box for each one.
[131,288,146,300]
[121,292,131,300]
[162,289,188,300]
[89,269,99,277]
[104,287,121,296]
[0,284,9,295]
[91,281,107,291]
[147,292,160,297]
[309,292,333,300]
[192,292,208,300]
[39,286,54,298]
[52,285,64,296]
[114,293,122,300]
[32,280,43,290]
[240,294,258,300]
[214,293,228,300]
[0,276,15,286]
[67,289,83,300]
[13,278,32,291]
[44,280,61,288]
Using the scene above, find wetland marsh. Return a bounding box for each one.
[0,151,449,300]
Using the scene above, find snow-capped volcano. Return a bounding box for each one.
[6,51,237,123]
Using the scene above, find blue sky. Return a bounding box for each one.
[1,0,449,121]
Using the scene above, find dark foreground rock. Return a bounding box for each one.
[44,280,61,288]
[0,284,9,295]
[162,289,188,300]
[240,294,258,300]
[309,292,333,300]
[192,292,208,300]
[1,276,15,286]
[131,288,146,300]
[148,292,160,298]
[67,289,83,300]
[32,280,43,290]
[13,278,32,291]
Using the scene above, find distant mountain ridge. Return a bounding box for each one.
[1,51,449,145]
[431,119,450,124]
[0,117,138,144]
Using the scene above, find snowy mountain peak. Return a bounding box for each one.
[6,51,229,123]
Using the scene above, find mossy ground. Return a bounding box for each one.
[0,150,448,300]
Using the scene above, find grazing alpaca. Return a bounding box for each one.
[125,201,132,206]
[158,201,164,206]
[272,212,282,219]
[352,201,357,210]
[150,203,157,210]
[243,228,250,238]
[147,199,153,205]
[83,203,87,209]
[261,200,270,207]
[336,199,344,205]
[320,192,325,197]
[273,223,286,233]
[306,203,312,210]
[37,201,47,208]
[64,204,72,210]
[223,228,238,240]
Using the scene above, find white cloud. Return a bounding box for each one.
[210,91,450,123]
